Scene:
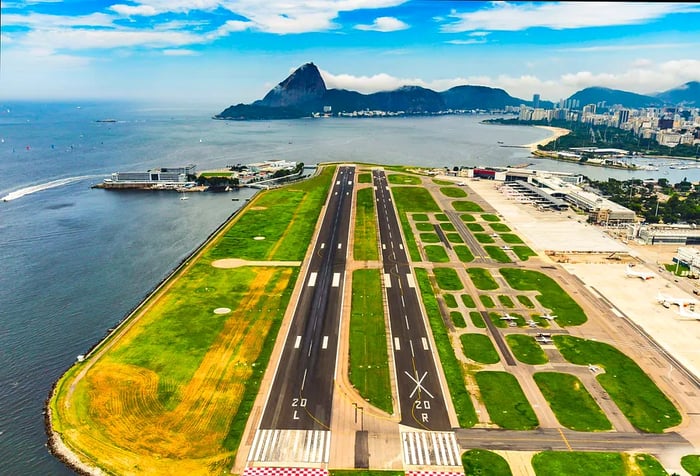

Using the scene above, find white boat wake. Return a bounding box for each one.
[1,175,104,202]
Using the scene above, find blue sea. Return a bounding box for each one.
[1,102,699,474]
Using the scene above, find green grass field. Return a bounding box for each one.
[460,213,476,222]
[474,233,495,244]
[461,334,500,364]
[446,232,464,243]
[354,187,379,261]
[420,232,440,243]
[498,295,514,308]
[415,222,435,232]
[424,245,450,262]
[435,213,449,221]
[349,269,393,414]
[479,295,495,308]
[412,213,429,221]
[451,311,467,328]
[533,372,612,431]
[513,246,537,261]
[517,295,535,308]
[554,335,681,433]
[461,294,476,308]
[469,311,486,328]
[489,223,511,232]
[440,187,468,198]
[505,334,548,364]
[484,246,512,263]
[434,267,464,290]
[387,173,422,185]
[357,172,372,183]
[500,269,586,326]
[414,268,477,427]
[481,214,500,222]
[489,311,525,328]
[454,245,475,262]
[467,268,499,290]
[466,223,484,232]
[532,452,668,476]
[443,294,458,308]
[462,449,512,476]
[500,234,524,244]
[476,371,539,430]
[392,186,441,261]
[681,455,700,476]
[433,179,455,185]
[453,200,484,212]
[440,222,456,231]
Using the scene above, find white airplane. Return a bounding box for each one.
[500,313,518,321]
[501,246,513,251]
[541,312,558,321]
[526,320,539,328]
[490,233,499,238]
[625,264,655,280]
[535,335,553,344]
[657,292,698,308]
[588,364,601,373]
[677,305,700,320]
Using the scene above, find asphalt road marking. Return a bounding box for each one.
[337,243,342,249]
[399,243,404,250]
[401,431,460,467]
[384,273,391,287]
[406,274,416,288]
[394,337,401,351]
[322,335,328,349]
[422,337,429,350]
[308,272,317,287]
[332,272,340,287]
[320,243,325,249]
[248,429,330,463]
[294,336,301,349]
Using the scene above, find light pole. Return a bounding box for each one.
[352,403,364,431]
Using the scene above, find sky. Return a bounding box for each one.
[2,1,700,107]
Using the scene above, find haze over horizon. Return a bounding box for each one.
[2,1,700,106]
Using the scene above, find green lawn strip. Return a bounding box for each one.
[387,173,422,185]
[446,232,464,243]
[479,295,495,308]
[462,449,513,476]
[498,295,514,308]
[206,166,334,262]
[415,222,435,232]
[453,200,484,212]
[354,187,379,261]
[440,222,456,231]
[454,245,475,262]
[484,246,512,263]
[392,187,441,261]
[499,269,587,326]
[434,267,464,290]
[467,268,499,290]
[681,455,700,476]
[635,454,670,476]
[532,452,668,476]
[433,179,455,186]
[415,268,477,427]
[199,172,233,178]
[513,246,537,261]
[412,213,429,221]
[451,311,467,328]
[470,311,486,328]
[435,213,450,221]
[461,294,477,308]
[533,372,611,431]
[461,334,500,364]
[554,335,681,433]
[440,187,468,198]
[506,335,548,365]
[490,223,511,232]
[425,245,450,263]
[466,223,484,232]
[420,232,440,243]
[475,371,539,430]
[500,234,524,244]
[348,269,393,414]
[443,293,458,308]
[331,471,404,476]
[460,213,476,222]
[357,172,372,183]
[481,214,501,222]
[474,233,495,244]
[517,295,535,308]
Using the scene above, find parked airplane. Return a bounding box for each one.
[541,312,558,321]
[490,233,499,238]
[501,246,513,251]
[625,264,655,280]
[526,320,539,328]
[588,364,601,373]
[535,334,553,344]
[657,292,698,308]
[500,313,518,321]
[677,305,700,320]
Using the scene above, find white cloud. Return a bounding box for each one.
[355,16,409,32]
[556,42,700,53]
[109,4,159,17]
[3,12,116,28]
[446,38,486,45]
[22,28,199,51]
[441,2,699,32]
[163,48,197,55]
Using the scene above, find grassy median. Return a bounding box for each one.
[354,187,379,261]
[532,452,668,476]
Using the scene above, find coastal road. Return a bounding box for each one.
[248,166,355,464]
[373,169,452,431]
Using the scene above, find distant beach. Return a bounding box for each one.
[522,126,571,152]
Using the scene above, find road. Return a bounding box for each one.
[259,166,355,431]
[373,170,452,430]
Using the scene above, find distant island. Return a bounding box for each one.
[214,62,700,121]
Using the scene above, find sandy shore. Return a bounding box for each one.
[522,125,570,152]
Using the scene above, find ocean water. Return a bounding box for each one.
[1,102,699,475]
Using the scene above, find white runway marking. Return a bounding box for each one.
[322,335,329,349]
[422,337,429,350]
[394,337,401,350]
[332,272,340,287]
[294,336,301,349]
[400,431,460,467]
[248,429,331,463]
[308,272,317,287]
[406,274,416,288]
[384,273,391,288]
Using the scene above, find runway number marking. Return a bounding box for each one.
[292,397,307,421]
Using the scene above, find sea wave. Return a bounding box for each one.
[1,175,104,202]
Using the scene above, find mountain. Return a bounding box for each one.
[215,62,536,120]
[567,87,661,109]
[655,81,700,106]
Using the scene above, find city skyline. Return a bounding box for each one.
[1,1,700,106]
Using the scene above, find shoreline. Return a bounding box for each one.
[522,125,571,152]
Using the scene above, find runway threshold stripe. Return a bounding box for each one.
[406,274,416,288]
[324,431,331,463]
[322,335,328,349]
[384,273,391,287]
[332,272,340,287]
[431,432,441,466]
[308,272,317,287]
[421,432,431,465]
[394,337,401,351]
[294,336,302,349]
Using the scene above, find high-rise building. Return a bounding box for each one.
[618,109,630,127]
[533,93,541,109]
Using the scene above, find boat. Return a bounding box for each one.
[180,192,189,200]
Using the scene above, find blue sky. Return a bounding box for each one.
[2,1,700,106]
